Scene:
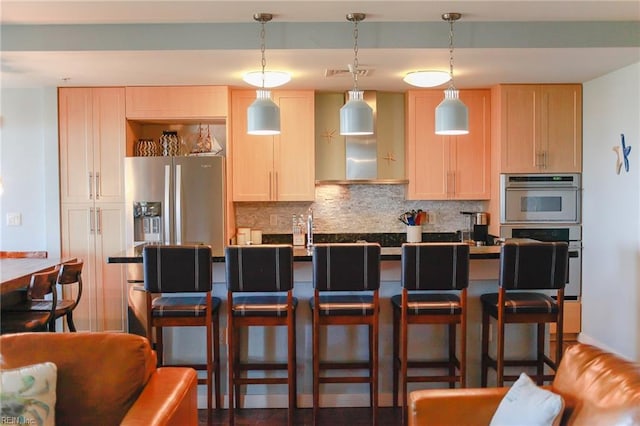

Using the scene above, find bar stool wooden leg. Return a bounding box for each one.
[535,322,544,385]
[448,323,456,388]
[206,315,213,420]
[392,306,400,408]
[288,306,296,426]
[312,291,320,426]
[372,293,379,426]
[228,311,235,425]
[234,326,241,410]
[481,309,490,387]
[460,288,467,388]
[213,314,221,410]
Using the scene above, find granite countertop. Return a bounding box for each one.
[106,232,501,264]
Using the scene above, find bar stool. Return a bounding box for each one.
[52,259,84,332]
[143,245,221,420]
[311,243,381,426]
[481,241,569,387]
[391,243,470,417]
[225,244,297,426]
[1,267,60,334]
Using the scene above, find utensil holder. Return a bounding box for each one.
[406,225,422,243]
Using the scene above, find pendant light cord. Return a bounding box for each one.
[260,20,267,89]
[447,17,455,88]
[352,19,360,90]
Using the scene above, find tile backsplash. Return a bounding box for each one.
[234,184,489,235]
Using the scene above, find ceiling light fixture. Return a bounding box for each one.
[247,13,281,135]
[403,70,451,88]
[340,13,373,136]
[242,70,291,88]
[435,12,469,135]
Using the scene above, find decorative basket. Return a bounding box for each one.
[135,139,159,156]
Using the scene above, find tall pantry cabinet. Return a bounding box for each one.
[58,87,127,332]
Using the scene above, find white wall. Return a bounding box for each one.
[581,62,640,360]
[0,87,60,256]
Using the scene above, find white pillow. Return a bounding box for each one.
[490,372,564,426]
[0,362,57,426]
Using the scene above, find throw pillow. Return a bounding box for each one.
[0,362,57,426]
[490,372,564,426]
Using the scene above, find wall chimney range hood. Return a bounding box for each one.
[316,91,408,185]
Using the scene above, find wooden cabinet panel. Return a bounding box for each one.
[60,203,127,332]
[231,89,315,201]
[59,87,125,204]
[406,89,491,200]
[498,84,582,173]
[125,86,228,119]
[273,91,315,201]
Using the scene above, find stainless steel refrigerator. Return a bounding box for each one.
[124,155,226,335]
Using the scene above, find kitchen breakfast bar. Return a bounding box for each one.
[107,242,549,409]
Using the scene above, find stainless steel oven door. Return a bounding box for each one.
[501,188,580,223]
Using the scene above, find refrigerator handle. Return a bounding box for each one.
[175,164,182,244]
[164,164,171,245]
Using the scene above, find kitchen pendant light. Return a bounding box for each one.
[247,13,281,135]
[340,13,373,136]
[435,13,469,136]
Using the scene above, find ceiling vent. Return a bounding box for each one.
[324,68,373,78]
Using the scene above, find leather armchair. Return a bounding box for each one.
[0,332,197,426]
[409,343,640,426]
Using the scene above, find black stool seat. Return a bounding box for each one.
[151,296,221,318]
[480,292,559,315]
[311,294,376,316]
[232,295,298,317]
[391,293,462,315]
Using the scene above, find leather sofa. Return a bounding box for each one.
[0,332,198,426]
[408,343,640,426]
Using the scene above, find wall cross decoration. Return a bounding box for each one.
[322,128,336,144]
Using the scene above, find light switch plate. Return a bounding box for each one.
[270,214,278,226]
[6,212,22,226]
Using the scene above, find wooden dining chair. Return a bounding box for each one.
[1,267,59,334]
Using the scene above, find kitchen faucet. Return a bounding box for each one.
[306,208,314,249]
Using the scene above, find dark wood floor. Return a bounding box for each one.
[199,407,402,425]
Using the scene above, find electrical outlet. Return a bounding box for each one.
[428,211,436,224]
[270,214,278,226]
[6,212,22,226]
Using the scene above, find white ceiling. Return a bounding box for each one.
[2,0,639,91]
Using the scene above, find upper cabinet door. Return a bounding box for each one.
[450,90,491,200]
[59,87,125,204]
[230,89,315,202]
[273,90,315,201]
[539,85,582,172]
[125,86,228,120]
[230,90,275,201]
[498,84,582,173]
[92,88,126,203]
[406,89,491,200]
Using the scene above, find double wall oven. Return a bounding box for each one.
[500,173,582,299]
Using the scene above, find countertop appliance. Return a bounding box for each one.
[124,155,226,335]
[500,224,582,298]
[500,173,581,223]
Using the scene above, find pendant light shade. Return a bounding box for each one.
[248,89,280,135]
[435,12,469,136]
[246,13,281,135]
[340,13,373,136]
[435,88,468,135]
[340,90,373,135]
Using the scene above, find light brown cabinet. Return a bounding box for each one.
[494,84,582,173]
[125,85,228,120]
[58,87,127,332]
[406,89,491,200]
[59,87,126,203]
[231,89,315,201]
